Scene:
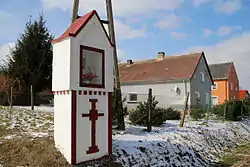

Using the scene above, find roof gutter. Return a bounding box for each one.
[121,79,190,86]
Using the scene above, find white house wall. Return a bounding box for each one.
[121,81,191,111]
[52,39,71,91]
[70,15,114,92]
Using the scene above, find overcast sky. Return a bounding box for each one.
[1,0,250,90]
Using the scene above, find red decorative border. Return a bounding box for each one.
[79,45,105,89]
[52,90,107,96]
[71,90,77,165]
[68,90,112,165]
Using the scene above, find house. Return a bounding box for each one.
[209,62,239,105]
[239,90,249,100]
[119,52,213,111]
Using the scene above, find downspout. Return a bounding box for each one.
[184,79,188,106]
[184,80,187,97]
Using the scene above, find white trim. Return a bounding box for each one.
[212,82,217,90]
[212,96,218,105]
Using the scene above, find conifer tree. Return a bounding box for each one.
[4,14,54,98]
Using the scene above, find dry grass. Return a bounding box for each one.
[0,137,70,167]
[220,143,250,167]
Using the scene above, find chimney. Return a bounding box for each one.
[127,59,133,66]
[157,52,165,60]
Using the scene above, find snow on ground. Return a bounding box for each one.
[0,106,53,141]
[113,119,250,167]
[0,105,250,167]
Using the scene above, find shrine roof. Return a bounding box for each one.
[51,10,113,46]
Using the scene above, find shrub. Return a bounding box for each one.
[212,104,225,118]
[112,88,128,126]
[129,97,168,126]
[213,100,249,121]
[242,96,250,117]
[164,107,181,120]
[226,100,243,121]
[190,98,206,120]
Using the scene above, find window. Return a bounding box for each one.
[212,96,218,105]
[200,72,205,83]
[129,93,137,102]
[205,93,210,105]
[231,83,233,91]
[195,92,200,101]
[212,83,217,90]
[79,45,105,88]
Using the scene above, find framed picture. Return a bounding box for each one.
[79,45,105,88]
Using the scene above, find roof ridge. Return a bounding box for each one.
[209,61,233,66]
[119,52,202,65]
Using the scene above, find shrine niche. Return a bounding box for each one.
[80,45,105,88]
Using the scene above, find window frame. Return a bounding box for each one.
[212,96,218,105]
[212,83,217,90]
[128,93,138,102]
[79,45,105,88]
[195,92,200,101]
[200,72,205,83]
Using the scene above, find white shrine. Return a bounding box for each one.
[51,10,114,165]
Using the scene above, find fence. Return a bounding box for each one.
[0,91,53,106]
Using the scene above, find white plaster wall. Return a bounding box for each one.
[52,39,71,91]
[76,95,108,163]
[54,94,72,163]
[121,81,191,111]
[70,14,114,92]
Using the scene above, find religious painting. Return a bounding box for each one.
[79,45,105,88]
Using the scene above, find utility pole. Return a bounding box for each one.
[72,0,80,23]
[106,0,120,90]
[70,0,125,130]
[106,0,125,130]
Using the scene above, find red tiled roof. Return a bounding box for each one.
[51,10,113,46]
[239,90,249,100]
[119,52,210,83]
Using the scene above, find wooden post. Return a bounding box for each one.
[223,102,227,122]
[147,88,152,132]
[31,85,34,111]
[180,92,189,128]
[206,94,211,124]
[106,0,125,130]
[10,86,13,108]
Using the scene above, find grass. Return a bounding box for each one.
[219,143,250,167]
[0,137,70,167]
[0,107,121,167]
